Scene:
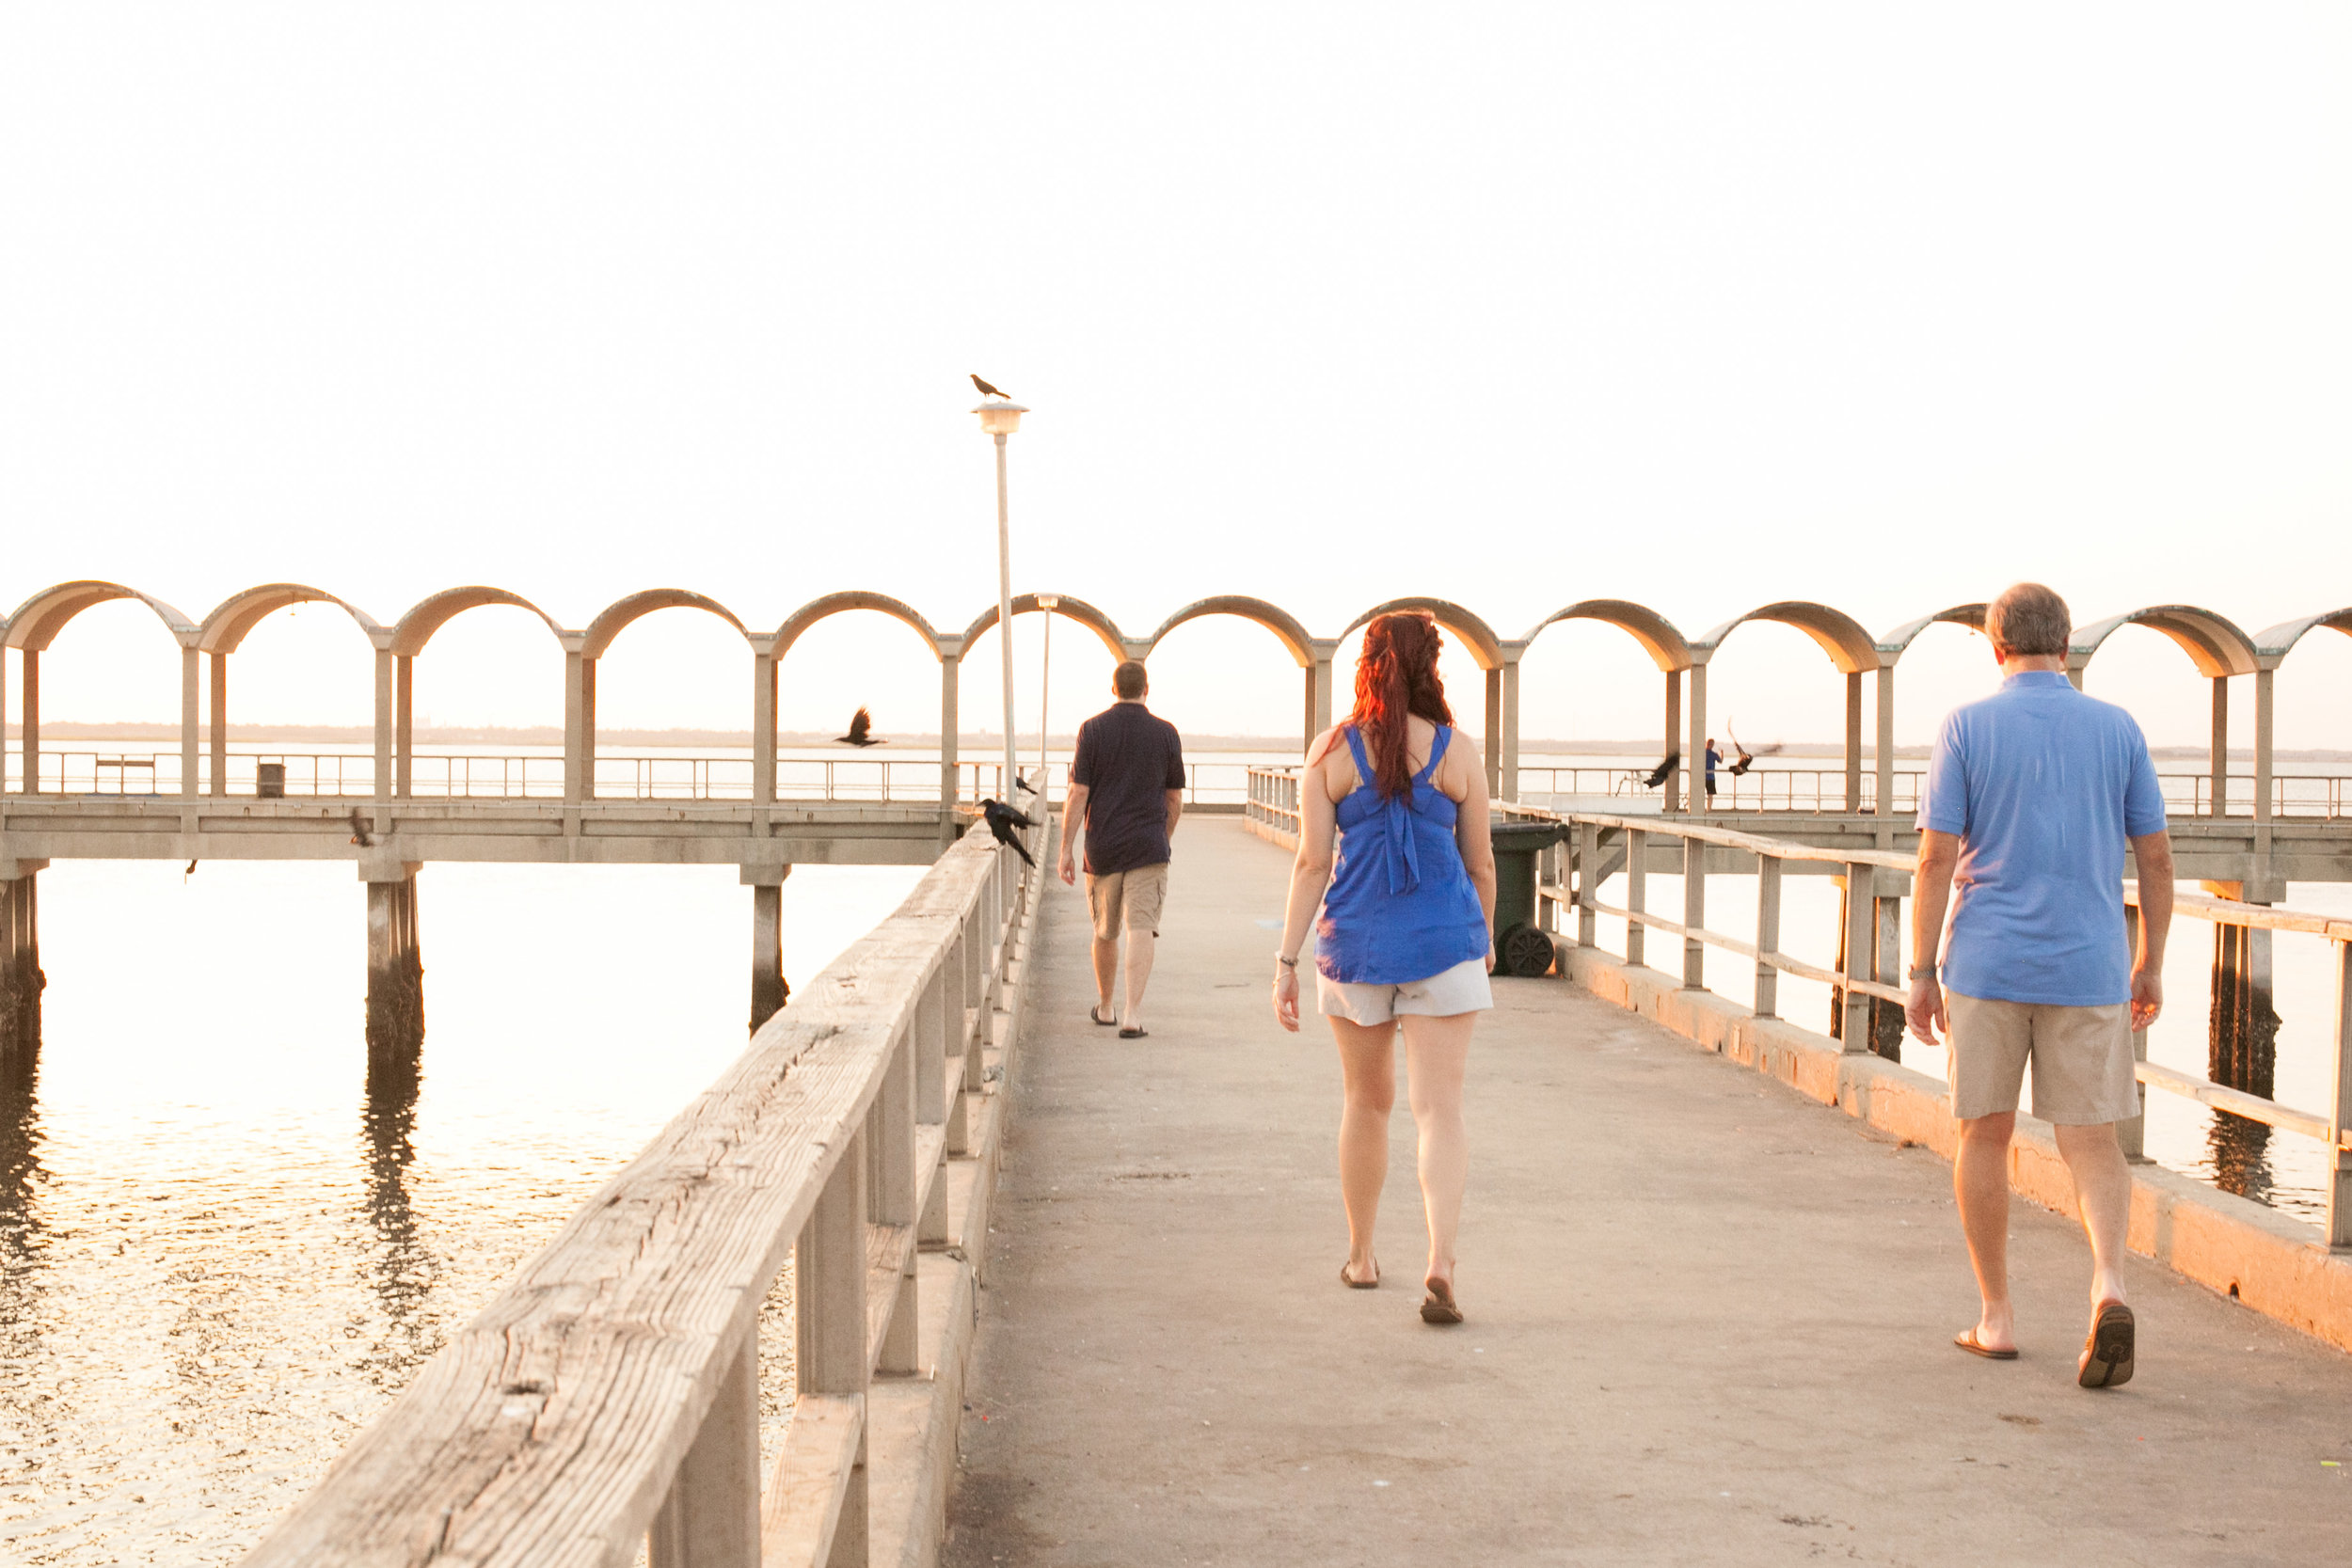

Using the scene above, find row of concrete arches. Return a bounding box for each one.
[6,578,2348,813]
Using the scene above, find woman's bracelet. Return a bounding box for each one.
[1275,953,1298,969]
[1907,963,1939,981]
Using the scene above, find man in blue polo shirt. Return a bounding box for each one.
[1906,582,2173,1390]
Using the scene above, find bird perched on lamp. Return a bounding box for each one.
[971,373,1012,400]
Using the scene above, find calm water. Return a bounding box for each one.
[0,857,922,1565]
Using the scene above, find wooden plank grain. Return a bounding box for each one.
[242,831,1009,1567]
[761,1394,865,1568]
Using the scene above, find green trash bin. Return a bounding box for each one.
[1488,819,1567,977]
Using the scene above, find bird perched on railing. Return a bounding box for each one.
[1642,752,1679,790]
[834,707,886,747]
[979,798,1037,866]
[971,373,1011,400]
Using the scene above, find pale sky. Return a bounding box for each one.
[4,5,2347,752]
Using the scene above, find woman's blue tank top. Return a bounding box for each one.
[1314,725,1490,985]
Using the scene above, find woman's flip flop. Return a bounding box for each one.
[1419,1277,1463,1324]
[1341,1258,1379,1290]
[2078,1302,2135,1388]
[1952,1328,2019,1361]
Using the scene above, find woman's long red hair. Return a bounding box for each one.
[1334,610,1454,798]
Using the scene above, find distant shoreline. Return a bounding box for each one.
[7,722,2344,763]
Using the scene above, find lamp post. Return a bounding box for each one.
[1035,594,1058,805]
[972,395,1029,800]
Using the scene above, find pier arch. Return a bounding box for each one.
[2249,609,2352,831]
[4,581,201,797]
[2071,606,2261,819]
[385,587,573,801]
[1871,605,1989,817]
[583,592,756,803]
[1519,601,1693,808]
[1143,596,1327,754]
[769,594,954,807]
[1689,603,1883,816]
[958,596,1132,798]
[192,585,385,798]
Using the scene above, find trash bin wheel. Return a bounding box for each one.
[1498,924,1557,979]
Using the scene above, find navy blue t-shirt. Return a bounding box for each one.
[1071,702,1185,875]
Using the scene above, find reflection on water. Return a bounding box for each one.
[2198,1112,2278,1210]
[0,859,923,1567]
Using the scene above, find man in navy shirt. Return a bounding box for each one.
[1057,661,1186,1038]
[1907,582,2173,1389]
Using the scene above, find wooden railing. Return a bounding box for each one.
[241,812,1044,1567]
[1534,808,2352,1249]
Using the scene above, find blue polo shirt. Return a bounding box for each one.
[1917,672,2167,1006]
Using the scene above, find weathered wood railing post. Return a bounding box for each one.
[1681,833,1706,989]
[649,1327,761,1567]
[873,1022,920,1374]
[1623,829,1647,968]
[1838,861,1877,1052]
[794,1131,870,1567]
[1575,821,1599,950]
[2328,935,2352,1251]
[1754,853,1782,1020]
[917,966,951,1245]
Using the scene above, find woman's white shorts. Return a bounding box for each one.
[1316,957,1494,1026]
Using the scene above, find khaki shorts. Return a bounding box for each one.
[1946,988,2138,1125]
[1317,957,1494,1026]
[1086,862,1169,942]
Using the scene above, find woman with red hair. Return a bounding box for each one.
[1272,610,1496,1324]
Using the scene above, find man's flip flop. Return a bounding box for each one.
[1119,1026,1149,1038]
[1953,1329,2019,1361]
[1089,1006,1119,1026]
[2078,1302,2136,1388]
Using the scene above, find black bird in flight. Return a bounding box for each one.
[1010,769,1040,797]
[1724,722,1779,777]
[834,707,886,747]
[971,373,1011,400]
[1642,752,1679,790]
[980,798,1038,865]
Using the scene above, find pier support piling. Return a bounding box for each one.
[0,867,44,1060]
[746,866,792,1034]
[2208,919,2279,1100]
[364,869,424,1058]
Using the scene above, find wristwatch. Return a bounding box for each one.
[1907,963,1939,981]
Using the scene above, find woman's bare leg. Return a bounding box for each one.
[1401,1011,1474,1289]
[1329,1017,1397,1281]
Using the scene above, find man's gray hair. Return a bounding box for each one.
[1985,582,2071,657]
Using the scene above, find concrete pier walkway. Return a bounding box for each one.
[945,818,2352,1567]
